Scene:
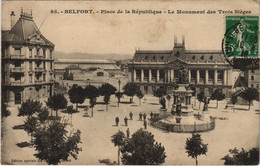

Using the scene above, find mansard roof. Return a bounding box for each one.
[2,12,54,48]
[133,48,226,64]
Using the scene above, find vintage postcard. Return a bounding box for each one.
[1,0,259,165]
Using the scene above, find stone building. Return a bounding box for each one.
[244,69,260,91]
[2,10,55,106]
[128,36,234,97]
[54,58,121,79]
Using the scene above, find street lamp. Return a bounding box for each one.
[118,79,121,92]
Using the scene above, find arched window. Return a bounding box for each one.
[97,72,104,77]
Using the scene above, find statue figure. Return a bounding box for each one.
[203,97,210,111]
[160,97,166,109]
[178,66,188,84]
[176,99,182,116]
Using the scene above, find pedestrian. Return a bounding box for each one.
[115,117,119,126]
[139,113,143,121]
[150,111,153,119]
[129,111,133,120]
[144,120,147,129]
[143,113,147,121]
[126,128,130,139]
[124,117,128,126]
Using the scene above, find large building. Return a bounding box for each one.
[128,36,235,97]
[2,10,55,106]
[54,58,121,79]
[244,69,260,91]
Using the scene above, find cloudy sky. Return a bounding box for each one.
[2,0,259,56]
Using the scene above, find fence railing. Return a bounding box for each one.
[150,117,215,133]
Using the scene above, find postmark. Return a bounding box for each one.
[222,16,259,70]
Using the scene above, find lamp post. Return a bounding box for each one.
[118,79,121,92]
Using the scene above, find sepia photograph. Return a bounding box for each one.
[1,0,259,165]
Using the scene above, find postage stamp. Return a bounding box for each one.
[223,16,259,70]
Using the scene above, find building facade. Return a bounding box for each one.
[244,69,260,91]
[2,10,55,106]
[128,37,234,97]
[54,58,121,79]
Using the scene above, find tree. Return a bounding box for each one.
[37,107,49,123]
[18,99,42,117]
[34,120,82,165]
[166,94,171,109]
[84,85,99,117]
[221,147,259,165]
[66,105,77,125]
[230,94,238,112]
[111,130,126,165]
[123,82,139,103]
[240,88,259,110]
[115,92,123,107]
[99,83,116,111]
[185,133,208,165]
[210,89,225,108]
[104,95,110,111]
[136,90,144,105]
[46,94,68,117]
[68,84,85,112]
[153,88,166,107]
[197,91,205,110]
[121,129,166,165]
[24,116,38,145]
[1,102,11,118]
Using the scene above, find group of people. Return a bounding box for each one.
[114,111,154,130]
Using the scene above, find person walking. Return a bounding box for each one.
[115,117,119,126]
[139,113,143,121]
[144,120,147,129]
[129,111,133,120]
[124,117,128,126]
[126,128,130,139]
[150,111,153,119]
[143,113,147,121]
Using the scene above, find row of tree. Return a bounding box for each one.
[17,99,82,165]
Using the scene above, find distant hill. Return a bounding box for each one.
[54,51,133,61]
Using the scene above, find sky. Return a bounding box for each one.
[1,0,259,56]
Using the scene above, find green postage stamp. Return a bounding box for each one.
[224,16,259,58]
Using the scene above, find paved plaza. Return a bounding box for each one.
[1,95,259,165]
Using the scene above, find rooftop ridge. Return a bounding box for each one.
[186,50,223,54]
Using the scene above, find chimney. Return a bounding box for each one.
[174,35,177,46]
[10,11,15,29]
[182,36,185,47]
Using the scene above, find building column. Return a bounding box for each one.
[167,70,171,83]
[133,69,136,82]
[141,69,144,82]
[149,69,152,82]
[214,70,218,84]
[196,70,200,83]
[188,70,191,83]
[157,69,160,82]
[205,70,208,84]
[223,70,227,85]
[171,69,174,82]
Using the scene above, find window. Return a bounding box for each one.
[14,48,21,55]
[175,51,180,57]
[29,49,33,58]
[160,56,164,60]
[192,56,195,60]
[251,84,254,88]
[153,56,156,60]
[97,72,104,77]
[256,84,259,88]
[14,75,20,81]
[29,61,32,70]
[43,74,46,82]
[29,74,32,83]
[14,61,21,67]
[144,56,148,60]
[43,62,46,69]
[50,51,53,59]
[43,50,46,58]
[200,55,204,60]
[251,76,254,80]
[209,55,213,60]
[36,49,39,56]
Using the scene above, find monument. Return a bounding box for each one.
[150,66,215,133]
